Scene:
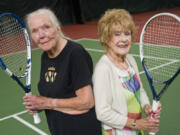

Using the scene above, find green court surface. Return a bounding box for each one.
[0,39,179,135]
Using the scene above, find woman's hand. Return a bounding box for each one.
[23,95,90,115]
[143,103,162,119]
[135,117,160,133]
[143,104,152,116]
[23,95,47,114]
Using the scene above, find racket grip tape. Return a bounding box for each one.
[25,92,41,124]
[33,112,41,124]
[149,100,160,135]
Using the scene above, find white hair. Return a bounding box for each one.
[25,8,65,37]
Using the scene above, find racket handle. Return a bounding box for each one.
[149,100,160,135]
[33,112,41,124]
[149,132,155,135]
[25,92,41,124]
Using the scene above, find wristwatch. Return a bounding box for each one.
[131,119,136,128]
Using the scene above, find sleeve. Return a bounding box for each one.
[70,47,93,91]
[93,61,127,130]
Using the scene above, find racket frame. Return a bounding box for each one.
[140,12,180,100]
[0,12,41,124]
[139,12,180,135]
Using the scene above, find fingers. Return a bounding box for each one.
[145,102,162,120]
[23,95,38,112]
[152,104,162,119]
[137,117,160,133]
[23,95,45,111]
[23,95,33,103]
[152,112,161,119]
[144,104,152,116]
[23,95,33,107]
[147,118,160,133]
[150,127,159,133]
[27,109,36,115]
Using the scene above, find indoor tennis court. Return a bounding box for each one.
[0,5,180,135]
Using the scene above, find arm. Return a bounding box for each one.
[128,56,161,118]
[125,55,161,132]
[24,44,95,115]
[93,61,127,129]
[50,84,95,113]
[23,85,94,115]
[125,117,160,133]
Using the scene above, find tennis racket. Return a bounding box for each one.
[0,12,41,124]
[139,13,180,135]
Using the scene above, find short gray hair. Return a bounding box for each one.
[25,8,65,37]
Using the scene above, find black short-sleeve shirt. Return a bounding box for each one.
[38,40,101,135]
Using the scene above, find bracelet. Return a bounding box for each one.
[131,119,136,128]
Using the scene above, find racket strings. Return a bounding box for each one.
[144,16,179,46]
[0,15,27,77]
[143,15,180,83]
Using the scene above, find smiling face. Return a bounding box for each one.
[98,9,136,59]
[28,14,60,52]
[107,24,132,58]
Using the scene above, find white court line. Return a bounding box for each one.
[86,47,141,58]
[143,55,180,63]
[1,39,177,134]
[75,38,98,41]
[75,38,140,47]
[13,115,48,135]
[75,38,180,49]
[138,61,177,75]
[1,47,175,118]
[0,110,48,135]
[85,47,178,75]
[86,48,104,53]
[0,110,27,121]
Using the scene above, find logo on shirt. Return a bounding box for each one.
[45,67,57,83]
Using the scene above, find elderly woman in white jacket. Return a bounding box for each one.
[93,9,161,135]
